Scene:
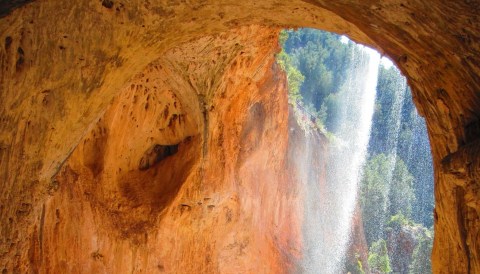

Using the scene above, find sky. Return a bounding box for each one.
[340,35,394,69]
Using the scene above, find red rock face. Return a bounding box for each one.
[346,204,370,273]
[386,224,427,273]
[21,26,329,273]
[1,1,479,273]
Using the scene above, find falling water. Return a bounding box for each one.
[405,109,434,225]
[301,45,380,273]
[382,68,407,162]
[370,67,408,238]
[398,88,434,227]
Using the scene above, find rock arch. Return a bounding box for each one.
[0,1,479,272]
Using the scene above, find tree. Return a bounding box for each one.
[279,27,434,273]
[280,28,353,128]
[292,41,333,107]
[360,154,392,245]
[369,65,434,228]
[388,158,415,218]
[276,43,305,103]
[368,239,392,273]
[409,231,433,274]
[368,65,405,155]
[321,92,341,131]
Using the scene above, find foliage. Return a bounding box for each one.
[356,259,366,274]
[276,46,304,103]
[388,158,415,218]
[387,213,413,229]
[291,41,334,106]
[369,65,434,227]
[360,154,417,246]
[279,28,434,272]
[279,29,353,133]
[397,99,434,227]
[368,239,392,274]
[409,230,433,274]
[368,66,404,155]
[384,213,433,273]
[345,253,366,274]
[278,30,289,47]
[360,153,392,245]
[385,213,414,244]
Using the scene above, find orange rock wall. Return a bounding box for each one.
[1,1,480,273]
[20,26,327,273]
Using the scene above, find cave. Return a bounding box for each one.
[0,1,479,273]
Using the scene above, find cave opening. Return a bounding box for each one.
[0,1,478,273]
[279,28,434,273]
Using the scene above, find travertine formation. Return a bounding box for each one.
[0,0,479,273]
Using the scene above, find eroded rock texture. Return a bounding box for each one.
[0,0,479,273]
[2,25,328,273]
[35,27,296,273]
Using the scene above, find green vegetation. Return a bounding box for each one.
[277,29,354,132]
[356,259,366,274]
[409,231,433,274]
[344,253,367,274]
[387,213,414,230]
[276,49,304,103]
[388,159,415,218]
[359,155,416,245]
[278,28,434,273]
[368,239,392,273]
[359,153,392,244]
[361,47,433,274]
[370,66,434,227]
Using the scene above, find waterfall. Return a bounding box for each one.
[281,28,434,273]
[301,45,380,274]
[396,86,434,227]
[382,68,407,170]
[370,66,408,240]
[407,110,434,225]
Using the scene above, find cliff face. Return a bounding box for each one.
[346,205,370,273]
[9,26,329,273]
[1,0,479,273]
[386,223,431,273]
